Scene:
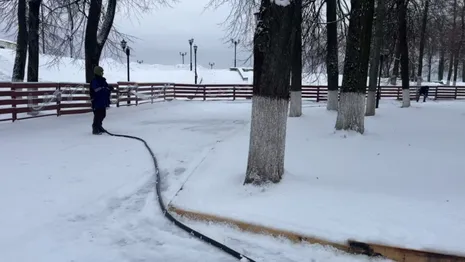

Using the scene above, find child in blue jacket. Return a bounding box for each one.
[90,66,113,135]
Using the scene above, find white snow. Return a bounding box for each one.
[0,100,392,262]
[171,100,465,257]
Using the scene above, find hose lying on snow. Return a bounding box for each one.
[104,130,256,262]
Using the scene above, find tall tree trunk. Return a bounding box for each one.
[326,0,339,111]
[447,0,458,85]
[12,0,28,83]
[335,0,375,134]
[27,0,41,82]
[453,3,465,86]
[398,0,410,107]
[84,0,117,83]
[447,55,455,84]
[289,0,302,117]
[26,0,42,116]
[366,0,385,116]
[438,43,445,81]
[245,0,296,185]
[427,45,432,82]
[462,60,465,82]
[390,37,401,85]
[416,0,429,88]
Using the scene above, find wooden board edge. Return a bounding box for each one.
[168,204,465,262]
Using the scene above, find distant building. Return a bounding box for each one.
[0,39,16,50]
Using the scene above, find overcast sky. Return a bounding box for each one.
[0,0,252,69]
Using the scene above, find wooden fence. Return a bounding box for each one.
[1,81,464,122]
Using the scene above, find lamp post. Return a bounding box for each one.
[120,39,131,105]
[188,38,194,71]
[209,62,215,69]
[194,44,198,84]
[120,39,130,81]
[180,52,187,64]
[231,39,240,67]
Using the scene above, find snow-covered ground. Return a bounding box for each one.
[0,48,455,87]
[0,100,390,262]
[0,49,250,84]
[171,100,465,257]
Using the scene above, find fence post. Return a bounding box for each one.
[163,84,167,100]
[11,82,16,122]
[455,85,458,99]
[173,84,176,99]
[135,84,139,106]
[116,83,120,107]
[203,85,206,100]
[127,83,130,106]
[57,83,61,117]
[397,87,400,100]
[233,86,236,100]
[317,86,320,102]
[151,85,154,104]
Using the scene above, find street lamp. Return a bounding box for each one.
[180,52,187,64]
[209,62,215,69]
[194,44,198,84]
[120,39,130,81]
[231,39,240,67]
[188,38,194,71]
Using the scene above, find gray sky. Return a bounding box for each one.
[113,0,252,69]
[0,0,252,69]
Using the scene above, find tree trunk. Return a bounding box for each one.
[12,0,28,83]
[438,44,445,81]
[416,0,429,88]
[453,3,465,86]
[245,0,296,185]
[335,0,375,134]
[447,55,455,85]
[84,0,117,83]
[326,0,339,111]
[366,0,385,116]
[447,0,458,86]
[398,0,410,107]
[462,60,465,82]
[289,0,302,117]
[427,46,432,82]
[390,37,401,85]
[27,0,41,82]
[26,0,42,116]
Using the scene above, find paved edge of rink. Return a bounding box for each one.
[168,204,465,262]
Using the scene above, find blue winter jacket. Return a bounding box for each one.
[90,76,112,109]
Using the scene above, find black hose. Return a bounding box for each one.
[104,130,256,262]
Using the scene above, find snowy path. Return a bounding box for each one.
[0,101,388,262]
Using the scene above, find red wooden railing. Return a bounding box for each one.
[1,81,464,122]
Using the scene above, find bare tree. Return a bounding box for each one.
[84,0,117,82]
[326,0,339,110]
[27,0,43,82]
[397,0,410,107]
[289,0,303,117]
[366,0,385,116]
[415,0,428,89]
[11,0,28,82]
[245,0,296,185]
[335,0,374,134]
